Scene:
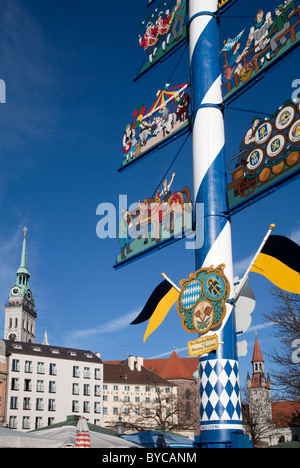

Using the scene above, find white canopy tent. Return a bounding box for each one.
[32,425,141,448]
[0,425,141,448]
[0,427,62,448]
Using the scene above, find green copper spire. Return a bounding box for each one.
[17,227,30,277]
[9,227,35,305]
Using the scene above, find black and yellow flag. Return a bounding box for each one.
[251,235,300,293]
[131,279,179,342]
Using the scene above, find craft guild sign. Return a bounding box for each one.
[177,265,230,356]
[227,98,300,212]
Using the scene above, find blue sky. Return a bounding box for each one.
[0,0,299,391]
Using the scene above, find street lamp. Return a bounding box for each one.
[116,416,125,437]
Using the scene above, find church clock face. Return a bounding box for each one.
[7,332,19,341]
[11,287,20,296]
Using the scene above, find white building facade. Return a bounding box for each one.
[1,340,103,431]
[103,356,177,432]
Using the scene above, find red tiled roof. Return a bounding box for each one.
[251,336,264,363]
[103,361,174,386]
[250,373,270,389]
[272,401,300,428]
[144,352,198,381]
[104,353,199,382]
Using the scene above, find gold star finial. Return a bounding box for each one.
[23,227,28,238]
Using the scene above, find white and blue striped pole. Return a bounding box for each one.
[189,0,248,448]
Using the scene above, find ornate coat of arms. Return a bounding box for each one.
[177,264,231,335]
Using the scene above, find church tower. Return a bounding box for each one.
[4,228,37,343]
[247,333,272,423]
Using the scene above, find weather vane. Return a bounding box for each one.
[23,226,28,237]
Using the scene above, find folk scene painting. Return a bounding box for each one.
[115,174,193,267]
[137,0,187,78]
[221,0,300,102]
[121,82,190,170]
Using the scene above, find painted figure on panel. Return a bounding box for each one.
[221,0,299,99]
[121,83,190,169]
[116,180,192,263]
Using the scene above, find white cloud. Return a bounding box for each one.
[148,346,188,359]
[233,254,253,277]
[244,322,274,334]
[67,310,140,340]
[290,225,300,244]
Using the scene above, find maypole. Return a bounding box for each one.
[189,0,249,448]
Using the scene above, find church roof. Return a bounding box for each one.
[251,335,264,363]
[105,353,198,382]
[144,352,198,381]
[272,400,300,428]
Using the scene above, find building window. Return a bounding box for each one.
[12,359,20,372]
[124,396,130,402]
[103,407,108,415]
[113,407,119,415]
[25,361,32,373]
[125,385,130,391]
[72,383,79,395]
[83,384,90,396]
[36,398,44,411]
[94,385,101,396]
[145,386,150,392]
[35,417,43,429]
[84,367,90,379]
[37,362,45,374]
[11,378,19,391]
[9,416,17,429]
[10,397,18,409]
[95,368,101,380]
[48,418,55,426]
[94,402,101,413]
[49,381,56,393]
[48,399,56,411]
[36,380,44,392]
[23,397,31,410]
[113,395,119,402]
[22,417,30,430]
[24,379,32,392]
[83,401,90,413]
[73,366,80,378]
[135,396,140,402]
[103,395,108,401]
[186,401,191,420]
[103,385,107,390]
[72,401,79,413]
[135,386,140,392]
[113,385,118,391]
[49,363,57,376]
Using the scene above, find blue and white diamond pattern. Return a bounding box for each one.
[181,280,201,309]
[200,359,242,423]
